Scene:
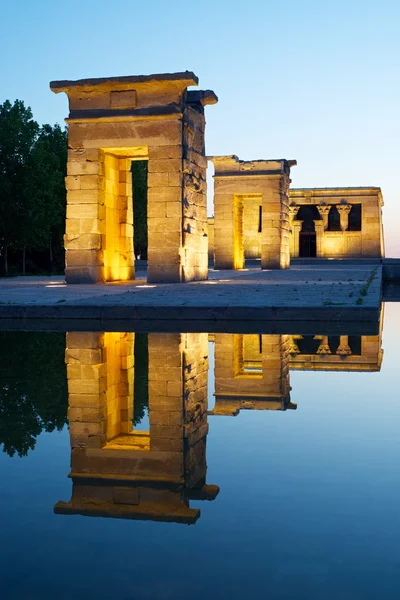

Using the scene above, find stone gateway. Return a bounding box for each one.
[50,72,217,283]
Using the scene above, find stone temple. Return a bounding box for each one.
[51,71,385,282]
[51,72,217,283]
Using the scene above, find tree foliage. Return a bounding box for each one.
[0,99,67,276]
[131,160,148,259]
[0,332,68,457]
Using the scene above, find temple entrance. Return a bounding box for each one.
[298,205,320,258]
[299,232,316,257]
[51,71,216,283]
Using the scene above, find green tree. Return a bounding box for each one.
[131,160,148,259]
[0,100,39,276]
[18,124,67,273]
[0,332,68,457]
[133,333,149,426]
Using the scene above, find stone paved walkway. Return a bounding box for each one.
[0,264,381,308]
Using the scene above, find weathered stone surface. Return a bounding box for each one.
[209,156,295,271]
[51,71,216,284]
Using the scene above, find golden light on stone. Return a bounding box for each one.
[209,156,296,271]
[209,187,384,262]
[56,331,218,524]
[51,72,217,284]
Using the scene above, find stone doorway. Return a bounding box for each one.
[299,232,316,257]
[50,72,217,283]
[298,205,319,258]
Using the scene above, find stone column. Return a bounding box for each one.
[337,203,352,231]
[292,220,303,257]
[336,335,352,356]
[317,205,331,230]
[261,172,291,270]
[288,335,300,356]
[289,205,299,257]
[314,220,325,257]
[148,333,208,457]
[288,204,299,229]
[316,336,331,356]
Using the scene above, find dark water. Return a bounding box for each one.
[1,305,400,600]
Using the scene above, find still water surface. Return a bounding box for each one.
[0,305,400,599]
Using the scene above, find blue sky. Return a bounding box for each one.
[1,0,399,254]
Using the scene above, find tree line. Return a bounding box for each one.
[0,99,67,277]
[0,99,149,278]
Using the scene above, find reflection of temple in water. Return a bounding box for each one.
[210,334,296,416]
[288,330,383,371]
[55,332,218,524]
[56,319,384,523]
[210,322,383,416]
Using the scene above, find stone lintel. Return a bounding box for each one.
[208,155,296,177]
[54,500,200,524]
[290,187,383,205]
[50,71,199,93]
[67,104,183,121]
[187,90,218,107]
[50,71,214,122]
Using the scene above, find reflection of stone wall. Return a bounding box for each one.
[52,72,216,283]
[211,334,294,416]
[56,332,218,524]
[288,333,383,371]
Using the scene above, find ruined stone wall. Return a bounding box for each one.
[53,72,217,283]
[181,107,208,280]
[208,217,214,261]
[210,157,294,270]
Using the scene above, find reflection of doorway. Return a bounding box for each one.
[297,205,320,258]
[299,232,316,257]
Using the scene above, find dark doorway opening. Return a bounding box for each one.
[131,160,148,260]
[297,205,319,258]
[299,233,316,257]
[133,333,149,429]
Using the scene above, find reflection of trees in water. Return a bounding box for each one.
[133,333,149,426]
[0,332,68,457]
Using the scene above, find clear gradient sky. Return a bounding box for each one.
[1,0,399,254]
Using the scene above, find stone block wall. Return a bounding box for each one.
[209,187,384,262]
[51,72,217,283]
[289,188,384,259]
[181,106,209,281]
[209,156,295,270]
